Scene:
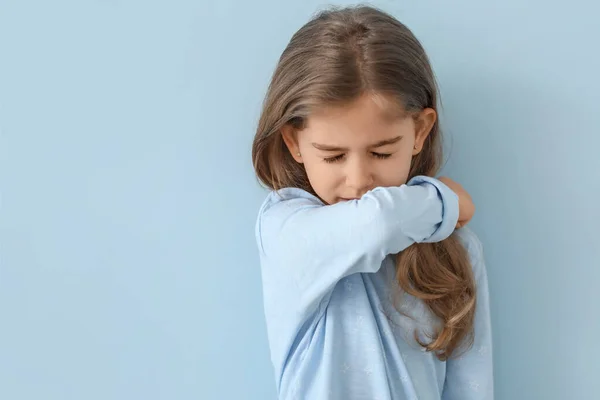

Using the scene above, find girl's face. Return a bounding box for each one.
[282,93,436,204]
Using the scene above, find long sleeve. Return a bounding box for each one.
[255,175,459,316]
[442,227,494,400]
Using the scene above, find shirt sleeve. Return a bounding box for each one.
[255,175,459,315]
[442,228,494,400]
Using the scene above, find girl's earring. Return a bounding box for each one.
[297,152,301,157]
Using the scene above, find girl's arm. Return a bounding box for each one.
[442,228,494,400]
[256,175,459,312]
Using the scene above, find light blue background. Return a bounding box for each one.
[1,1,598,399]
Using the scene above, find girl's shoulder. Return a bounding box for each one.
[455,226,486,272]
[255,187,323,252]
[265,187,319,202]
[258,187,324,216]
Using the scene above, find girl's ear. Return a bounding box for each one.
[412,107,437,155]
[281,125,303,163]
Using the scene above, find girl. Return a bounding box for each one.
[252,5,493,400]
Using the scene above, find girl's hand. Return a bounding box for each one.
[438,177,475,228]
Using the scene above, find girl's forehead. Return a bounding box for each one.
[307,92,407,125]
[301,104,414,146]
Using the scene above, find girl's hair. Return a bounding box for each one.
[252,5,475,361]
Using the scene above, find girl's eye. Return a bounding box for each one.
[324,153,392,163]
[323,154,345,163]
[372,152,392,159]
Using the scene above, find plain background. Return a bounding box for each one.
[1,0,599,399]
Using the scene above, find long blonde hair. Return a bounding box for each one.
[252,5,475,361]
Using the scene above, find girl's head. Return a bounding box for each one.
[253,5,441,204]
[253,5,475,361]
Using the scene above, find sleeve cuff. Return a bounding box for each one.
[408,175,459,243]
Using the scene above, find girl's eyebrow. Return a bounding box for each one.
[311,135,403,151]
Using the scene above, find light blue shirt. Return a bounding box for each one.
[255,176,493,400]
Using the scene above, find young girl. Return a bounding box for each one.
[252,6,493,400]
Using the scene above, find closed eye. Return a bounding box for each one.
[372,152,392,159]
[323,154,345,163]
[324,152,392,163]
